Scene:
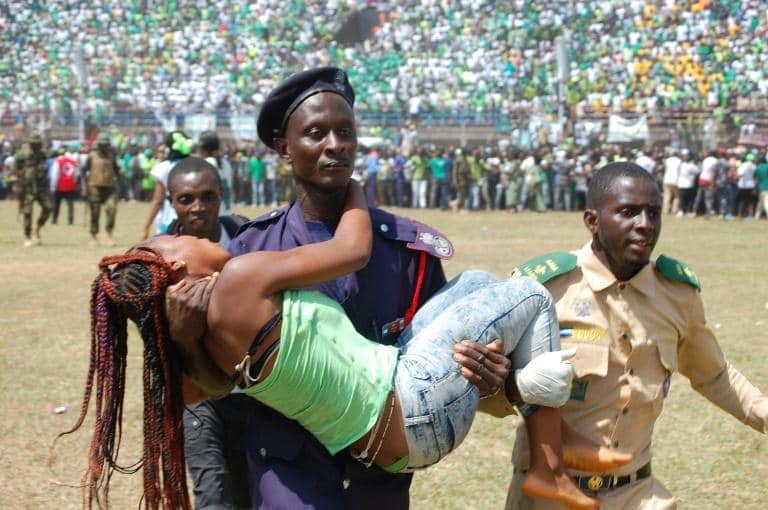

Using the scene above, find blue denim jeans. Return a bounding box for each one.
[393,270,559,470]
[251,179,265,206]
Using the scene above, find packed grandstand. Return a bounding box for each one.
[2,0,768,128]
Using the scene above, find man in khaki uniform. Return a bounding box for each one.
[84,133,119,246]
[492,162,767,509]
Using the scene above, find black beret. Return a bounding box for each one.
[257,66,355,149]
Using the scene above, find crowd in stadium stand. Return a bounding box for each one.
[2,0,768,126]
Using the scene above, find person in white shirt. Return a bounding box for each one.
[634,150,656,175]
[735,153,757,218]
[692,150,720,216]
[662,150,681,214]
[676,151,699,216]
[141,130,195,239]
[197,131,232,214]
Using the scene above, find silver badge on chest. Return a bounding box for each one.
[571,300,592,318]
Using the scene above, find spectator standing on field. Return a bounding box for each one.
[676,150,699,217]
[735,153,757,219]
[754,153,768,219]
[249,149,267,207]
[50,145,80,226]
[692,150,719,217]
[408,147,428,208]
[197,131,233,214]
[662,150,681,215]
[141,131,195,239]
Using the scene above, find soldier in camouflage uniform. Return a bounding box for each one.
[12,132,52,247]
[83,134,120,246]
[451,147,472,212]
[276,156,296,204]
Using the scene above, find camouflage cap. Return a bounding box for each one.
[97,133,110,145]
[28,132,43,144]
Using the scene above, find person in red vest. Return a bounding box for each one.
[50,145,81,226]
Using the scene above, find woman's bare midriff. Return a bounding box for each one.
[350,390,409,468]
[213,291,411,469]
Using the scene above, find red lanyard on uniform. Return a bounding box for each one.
[403,251,428,326]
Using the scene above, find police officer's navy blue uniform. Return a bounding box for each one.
[226,201,451,509]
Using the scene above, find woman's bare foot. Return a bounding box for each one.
[522,470,599,510]
[562,421,633,472]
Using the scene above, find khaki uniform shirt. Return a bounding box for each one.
[498,243,768,476]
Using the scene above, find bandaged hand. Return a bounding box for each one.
[514,347,576,408]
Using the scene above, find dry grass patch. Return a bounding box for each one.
[0,201,765,509]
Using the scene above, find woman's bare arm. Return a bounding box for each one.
[216,180,371,300]
[206,180,371,362]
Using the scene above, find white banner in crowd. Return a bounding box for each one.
[230,114,258,141]
[738,124,768,147]
[154,110,177,132]
[184,114,217,139]
[606,115,648,143]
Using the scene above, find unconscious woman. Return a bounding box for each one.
[63,180,630,510]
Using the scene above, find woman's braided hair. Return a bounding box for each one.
[60,248,191,509]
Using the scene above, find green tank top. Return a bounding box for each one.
[244,289,399,454]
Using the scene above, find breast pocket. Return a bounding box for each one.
[563,339,609,379]
[643,336,678,413]
[654,336,678,374]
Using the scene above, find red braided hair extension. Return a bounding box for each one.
[59,249,192,509]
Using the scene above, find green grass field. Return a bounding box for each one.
[1,200,766,509]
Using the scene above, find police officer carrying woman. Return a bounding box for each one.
[168,67,516,509]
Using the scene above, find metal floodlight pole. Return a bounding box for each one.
[555,31,572,133]
[74,47,88,143]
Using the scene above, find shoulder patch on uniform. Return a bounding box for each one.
[406,221,454,259]
[515,252,577,283]
[247,207,287,225]
[370,208,454,260]
[655,254,701,291]
[220,214,250,238]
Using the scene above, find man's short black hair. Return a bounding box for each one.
[167,156,222,195]
[586,162,657,209]
[198,131,221,153]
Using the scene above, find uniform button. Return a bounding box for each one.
[613,441,619,448]
[380,224,389,233]
[628,368,634,375]
[617,283,626,290]
[259,447,267,458]
[343,478,351,490]
[621,333,629,340]
[191,419,200,427]
[622,408,629,415]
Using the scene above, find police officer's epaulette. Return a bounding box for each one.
[655,254,702,291]
[236,207,288,234]
[514,252,577,283]
[220,214,250,238]
[370,209,454,260]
